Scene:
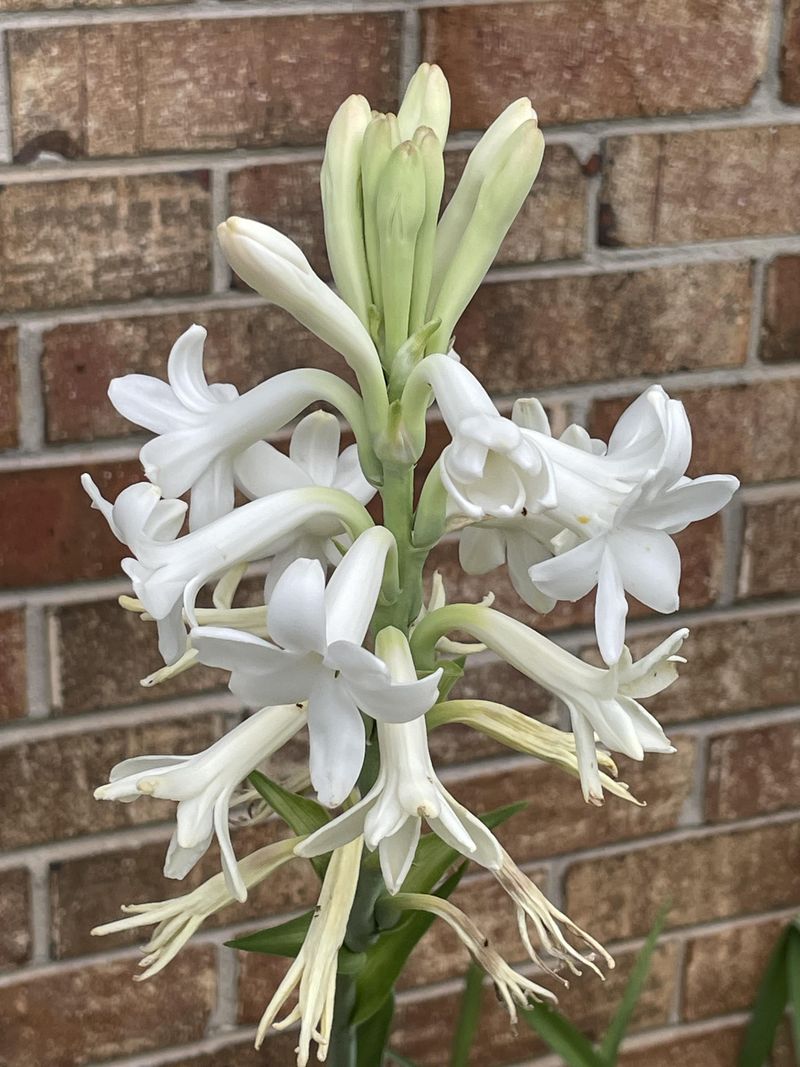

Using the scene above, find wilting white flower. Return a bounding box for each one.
[92,837,300,978]
[234,410,374,594]
[94,703,307,902]
[527,386,739,664]
[403,352,554,519]
[255,836,363,1063]
[390,892,556,1021]
[411,603,687,804]
[191,529,442,807]
[82,477,373,663]
[296,627,501,890]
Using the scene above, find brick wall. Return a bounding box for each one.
[1,2,799,1065]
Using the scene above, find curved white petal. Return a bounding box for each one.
[610,528,681,614]
[295,793,376,858]
[234,441,310,500]
[157,603,188,666]
[528,536,606,602]
[324,527,394,645]
[215,789,247,902]
[379,817,421,893]
[188,457,235,531]
[164,826,213,880]
[108,375,192,435]
[635,475,739,534]
[595,547,628,666]
[267,557,327,655]
[332,444,375,504]
[166,325,219,413]
[290,412,341,487]
[307,673,366,807]
[505,530,556,613]
[190,626,313,706]
[459,525,507,575]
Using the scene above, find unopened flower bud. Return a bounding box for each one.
[361,113,400,312]
[408,127,445,335]
[397,62,451,147]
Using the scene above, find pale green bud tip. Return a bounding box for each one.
[377,141,427,239]
[398,63,451,146]
[326,94,372,144]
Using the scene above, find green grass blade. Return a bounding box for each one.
[599,902,669,1062]
[522,1003,605,1067]
[738,926,790,1067]
[356,992,395,1067]
[450,962,484,1067]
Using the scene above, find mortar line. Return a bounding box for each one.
[16,323,46,452]
[719,489,746,608]
[670,936,688,1025]
[763,0,788,101]
[209,168,232,294]
[206,940,240,1034]
[27,854,51,965]
[680,732,709,829]
[24,602,50,718]
[745,257,769,366]
[0,30,11,165]
[398,4,421,93]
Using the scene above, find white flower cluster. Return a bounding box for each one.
[86,64,737,1063]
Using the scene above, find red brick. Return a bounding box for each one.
[456,264,751,394]
[448,738,695,864]
[0,948,215,1066]
[0,714,220,849]
[0,868,30,968]
[9,16,400,159]
[0,608,26,722]
[565,820,800,942]
[52,598,224,715]
[618,1024,744,1067]
[42,304,347,444]
[0,461,138,588]
[0,327,18,449]
[782,0,800,103]
[591,380,800,484]
[389,941,678,1066]
[50,822,318,958]
[682,915,787,1020]
[600,127,800,247]
[739,497,800,599]
[761,255,800,362]
[706,721,800,822]
[0,175,211,313]
[154,1037,299,1067]
[629,613,800,726]
[423,1,770,129]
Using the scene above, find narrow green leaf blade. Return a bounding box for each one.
[226,910,313,958]
[599,902,669,1062]
[785,925,800,1060]
[356,992,395,1067]
[450,962,484,1067]
[738,926,790,1067]
[521,1003,605,1067]
[385,1051,423,1067]
[248,770,330,878]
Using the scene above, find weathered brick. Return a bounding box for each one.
[628,614,800,726]
[739,497,800,599]
[154,1037,298,1067]
[389,941,678,1066]
[706,721,800,822]
[50,823,318,958]
[600,127,800,247]
[565,820,800,942]
[456,265,751,394]
[0,948,215,1066]
[1,0,183,8]
[0,175,210,313]
[682,915,786,1021]
[423,1,770,129]
[41,304,346,444]
[618,1024,744,1067]
[782,0,800,103]
[0,461,137,588]
[52,598,223,715]
[761,255,800,362]
[0,327,18,449]
[0,609,27,722]
[0,868,30,968]
[448,738,695,864]
[9,16,400,159]
[591,380,800,483]
[0,714,220,849]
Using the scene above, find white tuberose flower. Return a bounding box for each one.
[296,627,501,891]
[528,386,739,664]
[191,529,443,808]
[94,703,307,902]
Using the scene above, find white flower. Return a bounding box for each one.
[191,529,443,808]
[234,410,374,595]
[94,703,307,902]
[403,352,554,519]
[82,477,374,663]
[91,837,299,979]
[296,627,501,891]
[527,386,739,664]
[255,836,363,1063]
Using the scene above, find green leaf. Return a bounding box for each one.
[738,926,790,1067]
[356,993,395,1067]
[786,926,800,1060]
[450,962,484,1067]
[522,1003,605,1067]
[599,902,669,1062]
[227,910,313,957]
[248,770,330,879]
[352,863,468,1027]
[385,1051,423,1067]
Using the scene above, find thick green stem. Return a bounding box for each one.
[328,973,358,1067]
[374,464,429,634]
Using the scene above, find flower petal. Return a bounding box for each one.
[166,325,219,413]
[634,475,739,534]
[289,411,341,487]
[324,527,394,645]
[234,441,310,499]
[528,536,606,602]
[609,527,681,615]
[458,525,507,574]
[108,375,192,435]
[190,626,311,706]
[505,530,556,613]
[267,557,327,654]
[164,826,213,880]
[331,642,441,723]
[595,546,628,666]
[379,817,421,893]
[332,444,375,505]
[307,674,366,807]
[188,457,235,530]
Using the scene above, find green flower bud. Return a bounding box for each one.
[397,62,451,147]
[361,114,398,314]
[408,127,445,336]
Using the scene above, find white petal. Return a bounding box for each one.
[619,697,673,753]
[529,536,606,602]
[324,527,394,645]
[458,525,507,574]
[215,789,247,902]
[267,557,327,654]
[512,397,550,434]
[164,826,213,880]
[143,498,187,543]
[234,440,310,499]
[331,643,441,723]
[505,530,556,613]
[595,546,628,666]
[332,444,375,505]
[108,375,191,435]
[610,528,681,614]
[290,411,341,487]
[166,325,219,413]
[619,628,689,698]
[443,797,503,869]
[307,674,365,807]
[379,817,421,893]
[295,794,375,857]
[190,626,311,705]
[569,709,603,805]
[189,457,235,530]
[156,603,188,666]
[635,475,739,534]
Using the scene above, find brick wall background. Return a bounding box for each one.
[0,1,799,1065]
